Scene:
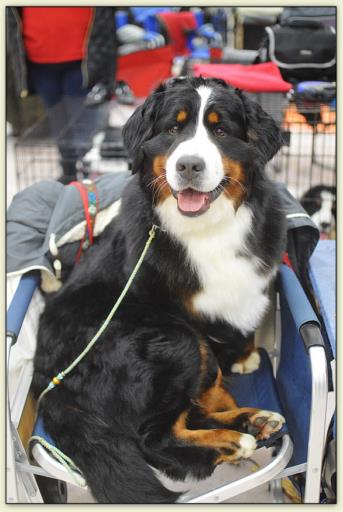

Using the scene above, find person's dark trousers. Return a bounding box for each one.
[28,60,107,182]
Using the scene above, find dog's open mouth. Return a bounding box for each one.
[172,184,223,217]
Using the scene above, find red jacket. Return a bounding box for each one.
[22,7,93,63]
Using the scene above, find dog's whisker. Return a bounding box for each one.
[156,181,169,196]
[148,172,168,204]
[152,179,169,204]
[148,174,166,190]
[219,183,232,199]
[224,176,247,194]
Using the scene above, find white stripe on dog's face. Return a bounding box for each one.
[311,191,335,230]
[165,86,224,192]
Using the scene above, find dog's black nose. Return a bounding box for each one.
[176,156,205,176]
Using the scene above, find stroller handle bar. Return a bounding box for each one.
[279,265,320,332]
[7,271,40,344]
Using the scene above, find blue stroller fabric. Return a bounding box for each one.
[309,240,336,358]
[277,264,319,467]
[227,348,288,448]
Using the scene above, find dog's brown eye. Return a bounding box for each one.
[214,127,225,137]
[169,125,179,135]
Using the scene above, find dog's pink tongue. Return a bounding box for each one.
[177,189,207,213]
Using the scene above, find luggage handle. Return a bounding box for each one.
[282,18,325,29]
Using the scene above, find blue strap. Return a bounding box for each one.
[7,272,40,339]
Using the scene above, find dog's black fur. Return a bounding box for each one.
[32,77,286,503]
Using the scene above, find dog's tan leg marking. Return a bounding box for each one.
[197,367,238,412]
[196,364,284,442]
[173,411,256,463]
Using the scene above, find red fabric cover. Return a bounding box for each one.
[158,12,197,56]
[22,7,92,63]
[282,253,293,269]
[117,45,173,98]
[193,62,292,93]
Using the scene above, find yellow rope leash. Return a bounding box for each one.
[29,435,86,487]
[30,226,159,483]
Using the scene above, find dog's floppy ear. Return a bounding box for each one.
[122,83,165,174]
[239,92,283,164]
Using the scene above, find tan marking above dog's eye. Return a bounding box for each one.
[176,110,187,122]
[208,111,219,124]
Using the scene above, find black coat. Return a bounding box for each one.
[6,7,118,98]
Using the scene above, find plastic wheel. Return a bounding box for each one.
[35,475,68,503]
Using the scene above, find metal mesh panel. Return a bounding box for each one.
[256,92,336,237]
[247,93,336,200]
[14,115,59,188]
[14,99,127,190]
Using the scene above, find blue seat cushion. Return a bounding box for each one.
[32,414,56,447]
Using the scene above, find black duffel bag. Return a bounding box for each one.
[258,19,336,83]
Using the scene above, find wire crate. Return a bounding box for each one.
[245,92,336,196]
[268,100,335,198]
[245,91,289,128]
[255,92,336,237]
[15,116,63,189]
[14,100,132,190]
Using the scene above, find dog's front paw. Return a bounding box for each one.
[216,433,257,465]
[231,349,261,374]
[248,410,285,440]
[236,433,257,458]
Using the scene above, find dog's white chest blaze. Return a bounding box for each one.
[156,195,274,334]
[192,250,270,334]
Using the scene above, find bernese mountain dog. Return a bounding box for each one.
[300,184,336,237]
[32,77,287,503]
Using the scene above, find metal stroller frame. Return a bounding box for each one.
[6,249,334,503]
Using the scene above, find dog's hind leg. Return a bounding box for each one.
[172,410,257,464]
[196,368,285,441]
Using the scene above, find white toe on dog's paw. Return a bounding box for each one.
[250,410,285,440]
[231,350,261,374]
[237,433,257,459]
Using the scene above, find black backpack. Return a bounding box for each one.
[258,18,336,83]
